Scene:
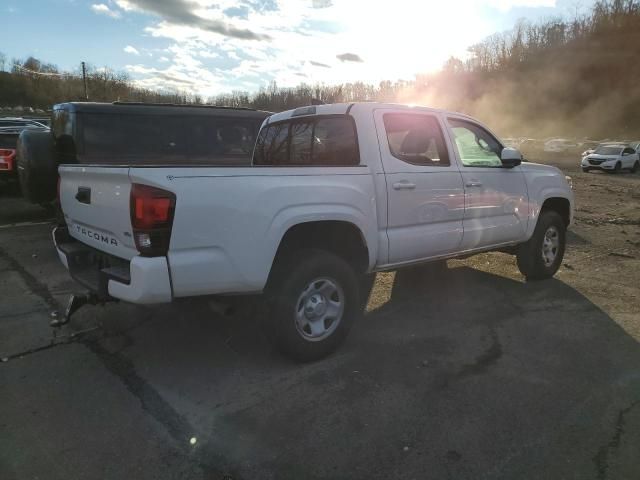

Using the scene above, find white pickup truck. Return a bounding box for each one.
[54,102,574,361]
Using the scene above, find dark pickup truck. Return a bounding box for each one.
[16,102,271,204]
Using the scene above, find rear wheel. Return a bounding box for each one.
[516,211,566,281]
[267,249,360,362]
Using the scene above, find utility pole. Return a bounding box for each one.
[81,61,88,100]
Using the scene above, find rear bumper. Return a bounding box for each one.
[53,226,172,304]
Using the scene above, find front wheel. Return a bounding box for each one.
[581,167,590,173]
[516,211,566,281]
[631,161,639,173]
[267,249,360,362]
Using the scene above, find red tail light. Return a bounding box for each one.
[0,148,15,171]
[130,183,176,257]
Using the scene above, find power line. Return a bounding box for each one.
[13,64,77,78]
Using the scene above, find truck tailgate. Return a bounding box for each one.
[59,166,138,260]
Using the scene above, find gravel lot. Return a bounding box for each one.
[1,156,639,480]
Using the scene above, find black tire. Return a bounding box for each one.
[581,167,590,173]
[614,161,622,173]
[16,129,57,204]
[632,161,639,173]
[266,249,360,362]
[516,210,566,281]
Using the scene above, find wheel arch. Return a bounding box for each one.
[268,219,371,283]
[526,189,573,240]
[540,197,571,227]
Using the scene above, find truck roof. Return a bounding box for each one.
[265,102,475,125]
[53,102,271,119]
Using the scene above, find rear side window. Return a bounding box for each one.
[254,116,359,166]
[382,114,449,166]
[76,113,261,165]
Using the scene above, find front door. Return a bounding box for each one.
[446,117,529,250]
[622,147,638,168]
[375,110,465,265]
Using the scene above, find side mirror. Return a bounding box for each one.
[501,147,522,168]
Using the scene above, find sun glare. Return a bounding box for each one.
[313,1,496,84]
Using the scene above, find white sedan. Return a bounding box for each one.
[581,144,640,173]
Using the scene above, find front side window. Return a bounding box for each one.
[448,118,503,167]
[253,116,359,166]
[382,113,449,166]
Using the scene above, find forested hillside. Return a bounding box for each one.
[1,0,639,137]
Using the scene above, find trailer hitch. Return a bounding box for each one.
[50,292,102,327]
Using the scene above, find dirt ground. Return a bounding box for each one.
[505,155,639,340]
[1,155,639,480]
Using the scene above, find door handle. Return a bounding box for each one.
[465,180,483,188]
[392,181,416,190]
[75,187,91,204]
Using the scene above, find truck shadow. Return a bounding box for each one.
[79,261,640,479]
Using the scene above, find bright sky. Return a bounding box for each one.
[2,0,595,96]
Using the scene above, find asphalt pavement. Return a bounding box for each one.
[1,196,639,480]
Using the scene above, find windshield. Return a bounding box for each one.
[594,146,623,155]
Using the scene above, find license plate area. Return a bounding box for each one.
[57,227,131,296]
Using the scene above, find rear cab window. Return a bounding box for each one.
[253,115,359,166]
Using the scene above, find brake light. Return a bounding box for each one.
[130,183,176,257]
[0,148,15,171]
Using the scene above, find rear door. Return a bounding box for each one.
[374,109,464,265]
[446,117,529,249]
[59,166,138,260]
